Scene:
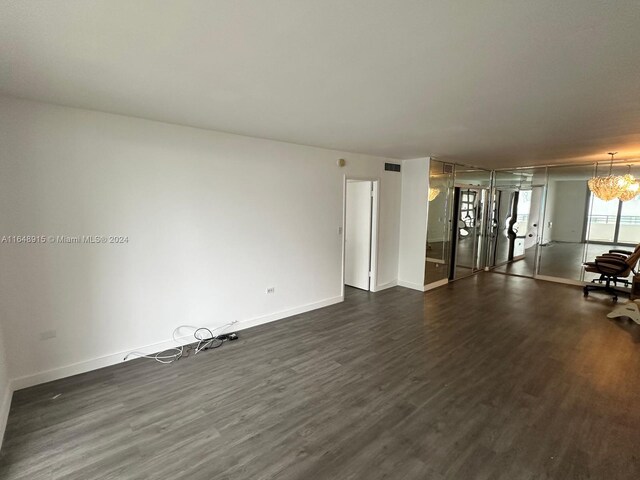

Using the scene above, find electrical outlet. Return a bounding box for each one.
[40,330,57,341]
[266,287,275,294]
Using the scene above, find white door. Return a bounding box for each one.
[345,181,373,290]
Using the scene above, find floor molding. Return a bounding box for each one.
[425,257,445,264]
[231,295,343,331]
[424,278,449,291]
[397,280,425,291]
[372,280,397,292]
[10,295,344,392]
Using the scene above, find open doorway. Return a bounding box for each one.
[343,179,379,292]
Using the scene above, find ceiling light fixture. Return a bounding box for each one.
[587,152,628,201]
[618,165,640,202]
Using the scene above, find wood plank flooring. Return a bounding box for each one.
[1,273,640,479]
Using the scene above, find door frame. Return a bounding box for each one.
[341,176,380,296]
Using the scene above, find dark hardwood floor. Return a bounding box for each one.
[1,274,639,479]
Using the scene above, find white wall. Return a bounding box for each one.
[0,96,402,388]
[549,180,588,242]
[397,157,430,290]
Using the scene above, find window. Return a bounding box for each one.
[586,193,640,244]
[587,195,619,243]
[618,196,640,244]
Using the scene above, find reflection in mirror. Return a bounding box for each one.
[453,167,492,189]
[450,166,492,279]
[537,164,594,281]
[618,195,640,244]
[492,168,546,277]
[583,162,640,284]
[491,187,516,267]
[425,161,453,286]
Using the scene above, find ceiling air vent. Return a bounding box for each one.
[443,163,454,174]
[385,163,401,172]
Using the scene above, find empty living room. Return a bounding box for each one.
[1,1,640,479]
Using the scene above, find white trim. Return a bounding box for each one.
[424,278,449,291]
[426,257,445,264]
[373,280,397,292]
[232,295,343,331]
[397,280,425,291]
[534,275,586,287]
[370,181,380,292]
[0,385,12,451]
[340,176,347,298]
[10,295,343,391]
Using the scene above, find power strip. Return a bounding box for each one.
[217,332,239,341]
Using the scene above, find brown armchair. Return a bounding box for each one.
[583,244,640,301]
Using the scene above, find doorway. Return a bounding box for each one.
[344,179,378,291]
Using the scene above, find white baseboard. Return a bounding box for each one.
[425,257,445,264]
[372,280,397,292]
[424,278,449,291]
[230,295,343,331]
[397,280,425,291]
[0,384,12,451]
[10,295,344,392]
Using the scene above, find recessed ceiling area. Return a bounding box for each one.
[1,0,639,168]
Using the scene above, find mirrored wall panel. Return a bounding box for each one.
[450,166,492,280]
[425,160,453,286]
[537,164,593,281]
[491,168,547,277]
[422,159,640,287]
[582,162,640,283]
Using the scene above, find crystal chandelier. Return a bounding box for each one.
[428,187,440,201]
[618,167,640,201]
[587,152,629,201]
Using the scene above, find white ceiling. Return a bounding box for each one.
[1,1,639,168]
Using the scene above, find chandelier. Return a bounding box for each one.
[587,152,630,201]
[428,187,440,201]
[618,168,640,201]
